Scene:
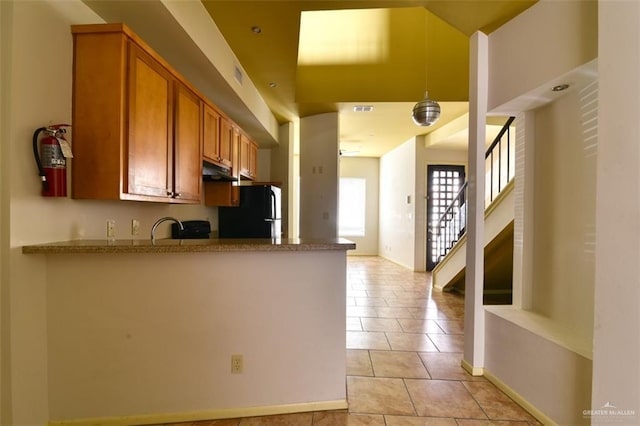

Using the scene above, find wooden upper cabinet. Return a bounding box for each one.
[218,116,233,168]
[231,124,241,179]
[204,108,233,170]
[239,133,250,178]
[202,104,221,163]
[71,29,128,200]
[202,103,221,165]
[174,82,202,202]
[71,24,202,203]
[248,140,258,179]
[126,43,173,199]
[239,133,258,180]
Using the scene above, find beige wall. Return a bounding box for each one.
[592,0,640,412]
[532,88,596,341]
[379,138,417,269]
[46,251,347,421]
[484,309,592,425]
[488,0,597,112]
[339,157,379,255]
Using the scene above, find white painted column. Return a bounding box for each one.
[462,31,487,374]
[413,138,427,271]
[511,112,535,309]
[299,113,339,239]
[592,0,640,417]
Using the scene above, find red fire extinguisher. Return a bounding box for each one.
[32,124,72,197]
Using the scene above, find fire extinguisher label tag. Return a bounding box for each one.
[41,144,66,169]
[56,137,74,158]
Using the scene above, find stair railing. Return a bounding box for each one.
[433,182,468,263]
[485,116,516,205]
[433,116,515,264]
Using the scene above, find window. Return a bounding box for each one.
[339,177,366,237]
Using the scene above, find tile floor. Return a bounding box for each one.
[162,256,539,426]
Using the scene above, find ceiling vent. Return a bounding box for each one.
[353,105,374,112]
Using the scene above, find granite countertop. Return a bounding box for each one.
[22,238,356,254]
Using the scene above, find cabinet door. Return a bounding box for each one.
[239,133,251,178]
[239,134,258,180]
[231,124,241,178]
[218,116,233,168]
[204,182,239,207]
[72,31,128,200]
[202,103,221,164]
[127,43,173,198]
[174,82,202,202]
[249,140,258,179]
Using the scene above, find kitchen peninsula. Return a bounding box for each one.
[23,238,355,425]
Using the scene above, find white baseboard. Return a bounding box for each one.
[483,369,556,425]
[461,358,484,376]
[48,400,348,426]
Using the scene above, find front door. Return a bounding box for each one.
[426,165,465,271]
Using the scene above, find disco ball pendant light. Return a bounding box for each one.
[412,91,441,126]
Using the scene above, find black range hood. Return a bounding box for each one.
[202,161,235,182]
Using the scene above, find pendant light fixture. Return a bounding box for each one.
[412,24,440,127]
[412,91,441,126]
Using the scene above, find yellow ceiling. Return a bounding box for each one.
[201,1,537,157]
[295,8,469,102]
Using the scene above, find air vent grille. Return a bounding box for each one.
[353,105,374,112]
[234,64,243,85]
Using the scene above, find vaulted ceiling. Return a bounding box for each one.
[201,1,536,156]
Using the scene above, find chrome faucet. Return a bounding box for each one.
[150,217,184,242]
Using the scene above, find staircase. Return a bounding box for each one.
[431,117,515,300]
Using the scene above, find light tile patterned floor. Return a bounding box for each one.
[161,256,539,426]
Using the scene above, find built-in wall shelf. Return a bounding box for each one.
[484,305,593,360]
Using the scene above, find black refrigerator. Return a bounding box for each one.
[218,185,281,238]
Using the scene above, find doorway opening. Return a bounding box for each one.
[426,165,465,271]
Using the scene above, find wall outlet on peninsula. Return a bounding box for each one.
[106,219,116,238]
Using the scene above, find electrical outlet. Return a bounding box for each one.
[106,219,116,238]
[231,354,243,374]
[131,219,140,236]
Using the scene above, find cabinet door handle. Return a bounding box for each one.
[166,190,174,197]
[174,193,182,198]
